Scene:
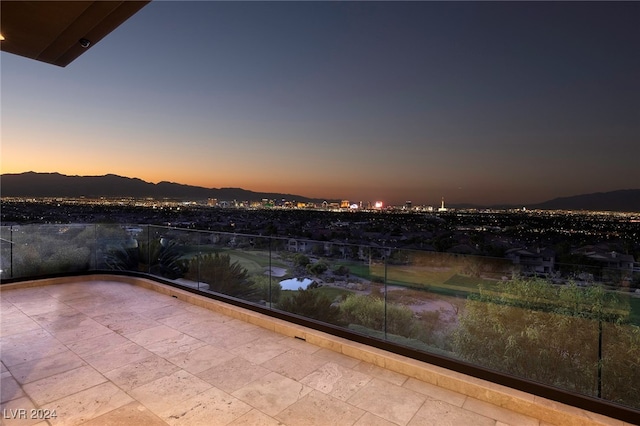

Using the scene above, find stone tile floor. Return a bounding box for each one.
[0,281,621,425]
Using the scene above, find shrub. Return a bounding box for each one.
[293,253,310,267]
[452,277,637,403]
[333,265,350,276]
[250,274,282,305]
[277,287,342,325]
[307,260,328,276]
[340,294,421,338]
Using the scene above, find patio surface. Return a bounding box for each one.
[0,277,629,426]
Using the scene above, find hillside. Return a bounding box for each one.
[529,189,640,212]
[2,172,639,212]
[0,172,320,203]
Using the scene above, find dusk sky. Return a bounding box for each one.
[2,1,638,206]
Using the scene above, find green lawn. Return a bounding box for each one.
[179,245,289,275]
[279,286,353,303]
[442,274,498,292]
[315,286,353,301]
[627,295,640,326]
[339,261,466,287]
[334,262,372,278]
[385,266,456,287]
[334,260,488,297]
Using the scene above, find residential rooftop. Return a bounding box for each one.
[0,276,629,426]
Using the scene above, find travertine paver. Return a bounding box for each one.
[0,280,621,426]
[231,372,313,417]
[227,408,286,426]
[103,355,181,392]
[347,377,426,425]
[300,362,371,401]
[275,390,365,425]
[47,382,134,426]
[8,350,86,384]
[158,386,252,426]
[197,357,271,394]
[407,399,496,426]
[1,372,25,404]
[264,348,328,381]
[80,401,168,426]
[22,366,106,405]
[166,344,236,374]
[229,336,290,365]
[127,370,212,414]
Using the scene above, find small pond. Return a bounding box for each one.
[280,277,314,291]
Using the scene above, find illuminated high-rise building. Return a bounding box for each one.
[438,197,447,212]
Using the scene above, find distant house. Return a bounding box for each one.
[576,249,635,271]
[288,239,306,253]
[505,247,555,276]
[288,238,322,254]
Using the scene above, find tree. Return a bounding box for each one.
[186,253,259,301]
[277,287,342,325]
[249,274,281,305]
[333,265,350,276]
[293,253,310,268]
[311,244,325,257]
[307,260,328,276]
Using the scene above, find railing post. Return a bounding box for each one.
[197,229,202,291]
[598,318,603,398]
[9,227,14,279]
[147,225,151,274]
[384,252,388,340]
[268,236,273,309]
[94,224,98,270]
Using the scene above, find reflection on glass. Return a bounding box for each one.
[1,224,639,410]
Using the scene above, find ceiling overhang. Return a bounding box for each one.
[0,1,150,67]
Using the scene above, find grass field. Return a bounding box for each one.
[337,259,492,297]
[626,295,640,326]
[179,245,289,275]
[315,286,353,301]
[279,286,354,305]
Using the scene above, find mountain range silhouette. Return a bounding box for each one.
[1,172,321,203]
[2,172,639,212]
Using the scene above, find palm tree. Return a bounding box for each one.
[105,237,185,279]
[186,253,260,301]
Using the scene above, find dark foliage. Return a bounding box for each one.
[278,288,343,325]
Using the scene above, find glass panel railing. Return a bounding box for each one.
[381,249,463,356]
[337,244,388,336]
[100,224,152,275]
[452,278,603,397]
[601,320,640,408]
[1,223,639,411]
[187,232,278,304]
[144,225,186,279]
[0,226,14,279]
[4,224,94,278]
[270,236,342,325]
[156,226,202,287]
[97,223,139,272]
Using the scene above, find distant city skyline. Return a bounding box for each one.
[2,1,638,206]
